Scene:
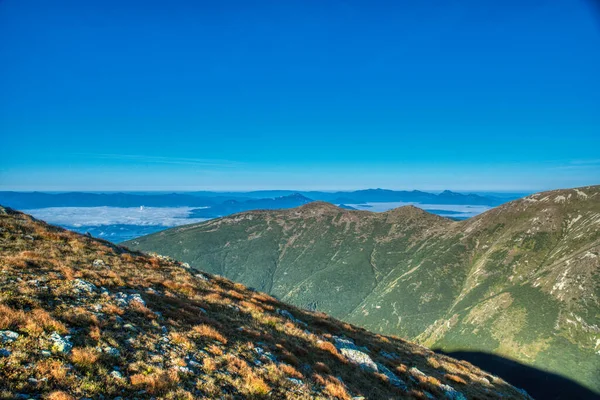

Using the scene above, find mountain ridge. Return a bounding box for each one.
[0,205,534,399]
[125,185,600,394]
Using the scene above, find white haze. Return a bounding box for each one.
[24,207,210,227]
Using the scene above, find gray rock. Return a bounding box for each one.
[0,348,11,357]
[93,259,107,268]
[288,378,304,385]
[73,278,97,293]
[177,366,193,374]
[277,308,307,326]
[439,383,467,400]
[110,370,124,380]
[115,292,146,307]
[380,350,399,360]
[0,330,19,343]
[49,332,72,354]
[376,362,407,390]
[333,336,377,372]
[103,346,120,357]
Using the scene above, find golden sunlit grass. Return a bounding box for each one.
[445,373,468,385]
[0,305,67,336]
[323,376,352,400]
[45,391,75,400]
[70,347,100,370]
[130,369,179,395]
[35,360,69,384]
[192,323,227,344]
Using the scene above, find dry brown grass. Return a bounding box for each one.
[0,305,67,336]
[445,373,468,384]
[323,376,351,400]
[244,371,270,396]
[316,340,343,360]
[130,369,179,395]
[102,303,124,316]
[45,391,75,400]
[70,347,99,369]
[35,360,69,384]
[202,358,218,372]
[170,332,193,350]
[192,324,227,344]
[314,361,332,374]
[89,325,101,341]
[279,363,303,378]
[61,307,99,327]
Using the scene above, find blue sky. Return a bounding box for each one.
[1,0,599,191]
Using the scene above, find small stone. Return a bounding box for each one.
[103,346,120,357]
[93,259,106,268]
[376,362,407,390]
[0,348,11,357]
[41,350,52,357]
[0,330,19,343]
[439,383,467,400]
[49,332,72,354]
[380,350,399,360]
[73,279,97,293]
[288,378,303,385]
[110,370,124,380]
[115,292,146,307]
[333,336,377,372]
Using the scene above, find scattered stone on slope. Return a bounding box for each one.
[48,332,72,354]
[439,383,467,400]
[376,362,407,390]
[332,336,378,373]
[72,278,97,294]
[0,330,19,344]
[114,292,146,307]
[277,308,307,326]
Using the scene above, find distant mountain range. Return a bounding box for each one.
[125,185,600,395]
[189,193,313,218]
[0,189,511,210]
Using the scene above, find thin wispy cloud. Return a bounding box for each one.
[77,153,243,168]
[549,159,600,171]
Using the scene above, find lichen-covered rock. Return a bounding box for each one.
[114,292,146,307]
[73,278,97,293]
[92,259,107,268]
[333,337,378,372]
[49,332,72,354]
[0,330,19,343]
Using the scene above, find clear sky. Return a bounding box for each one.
[1,0,599,192]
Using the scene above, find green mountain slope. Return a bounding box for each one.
[0,206,533,399]
[124,186,600,393]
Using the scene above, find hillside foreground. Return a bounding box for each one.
[0,205,535,399]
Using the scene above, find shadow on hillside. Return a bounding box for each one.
[433,350,599,400]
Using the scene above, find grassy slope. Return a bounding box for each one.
[125,186,600,393]
[0,206,532,399]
